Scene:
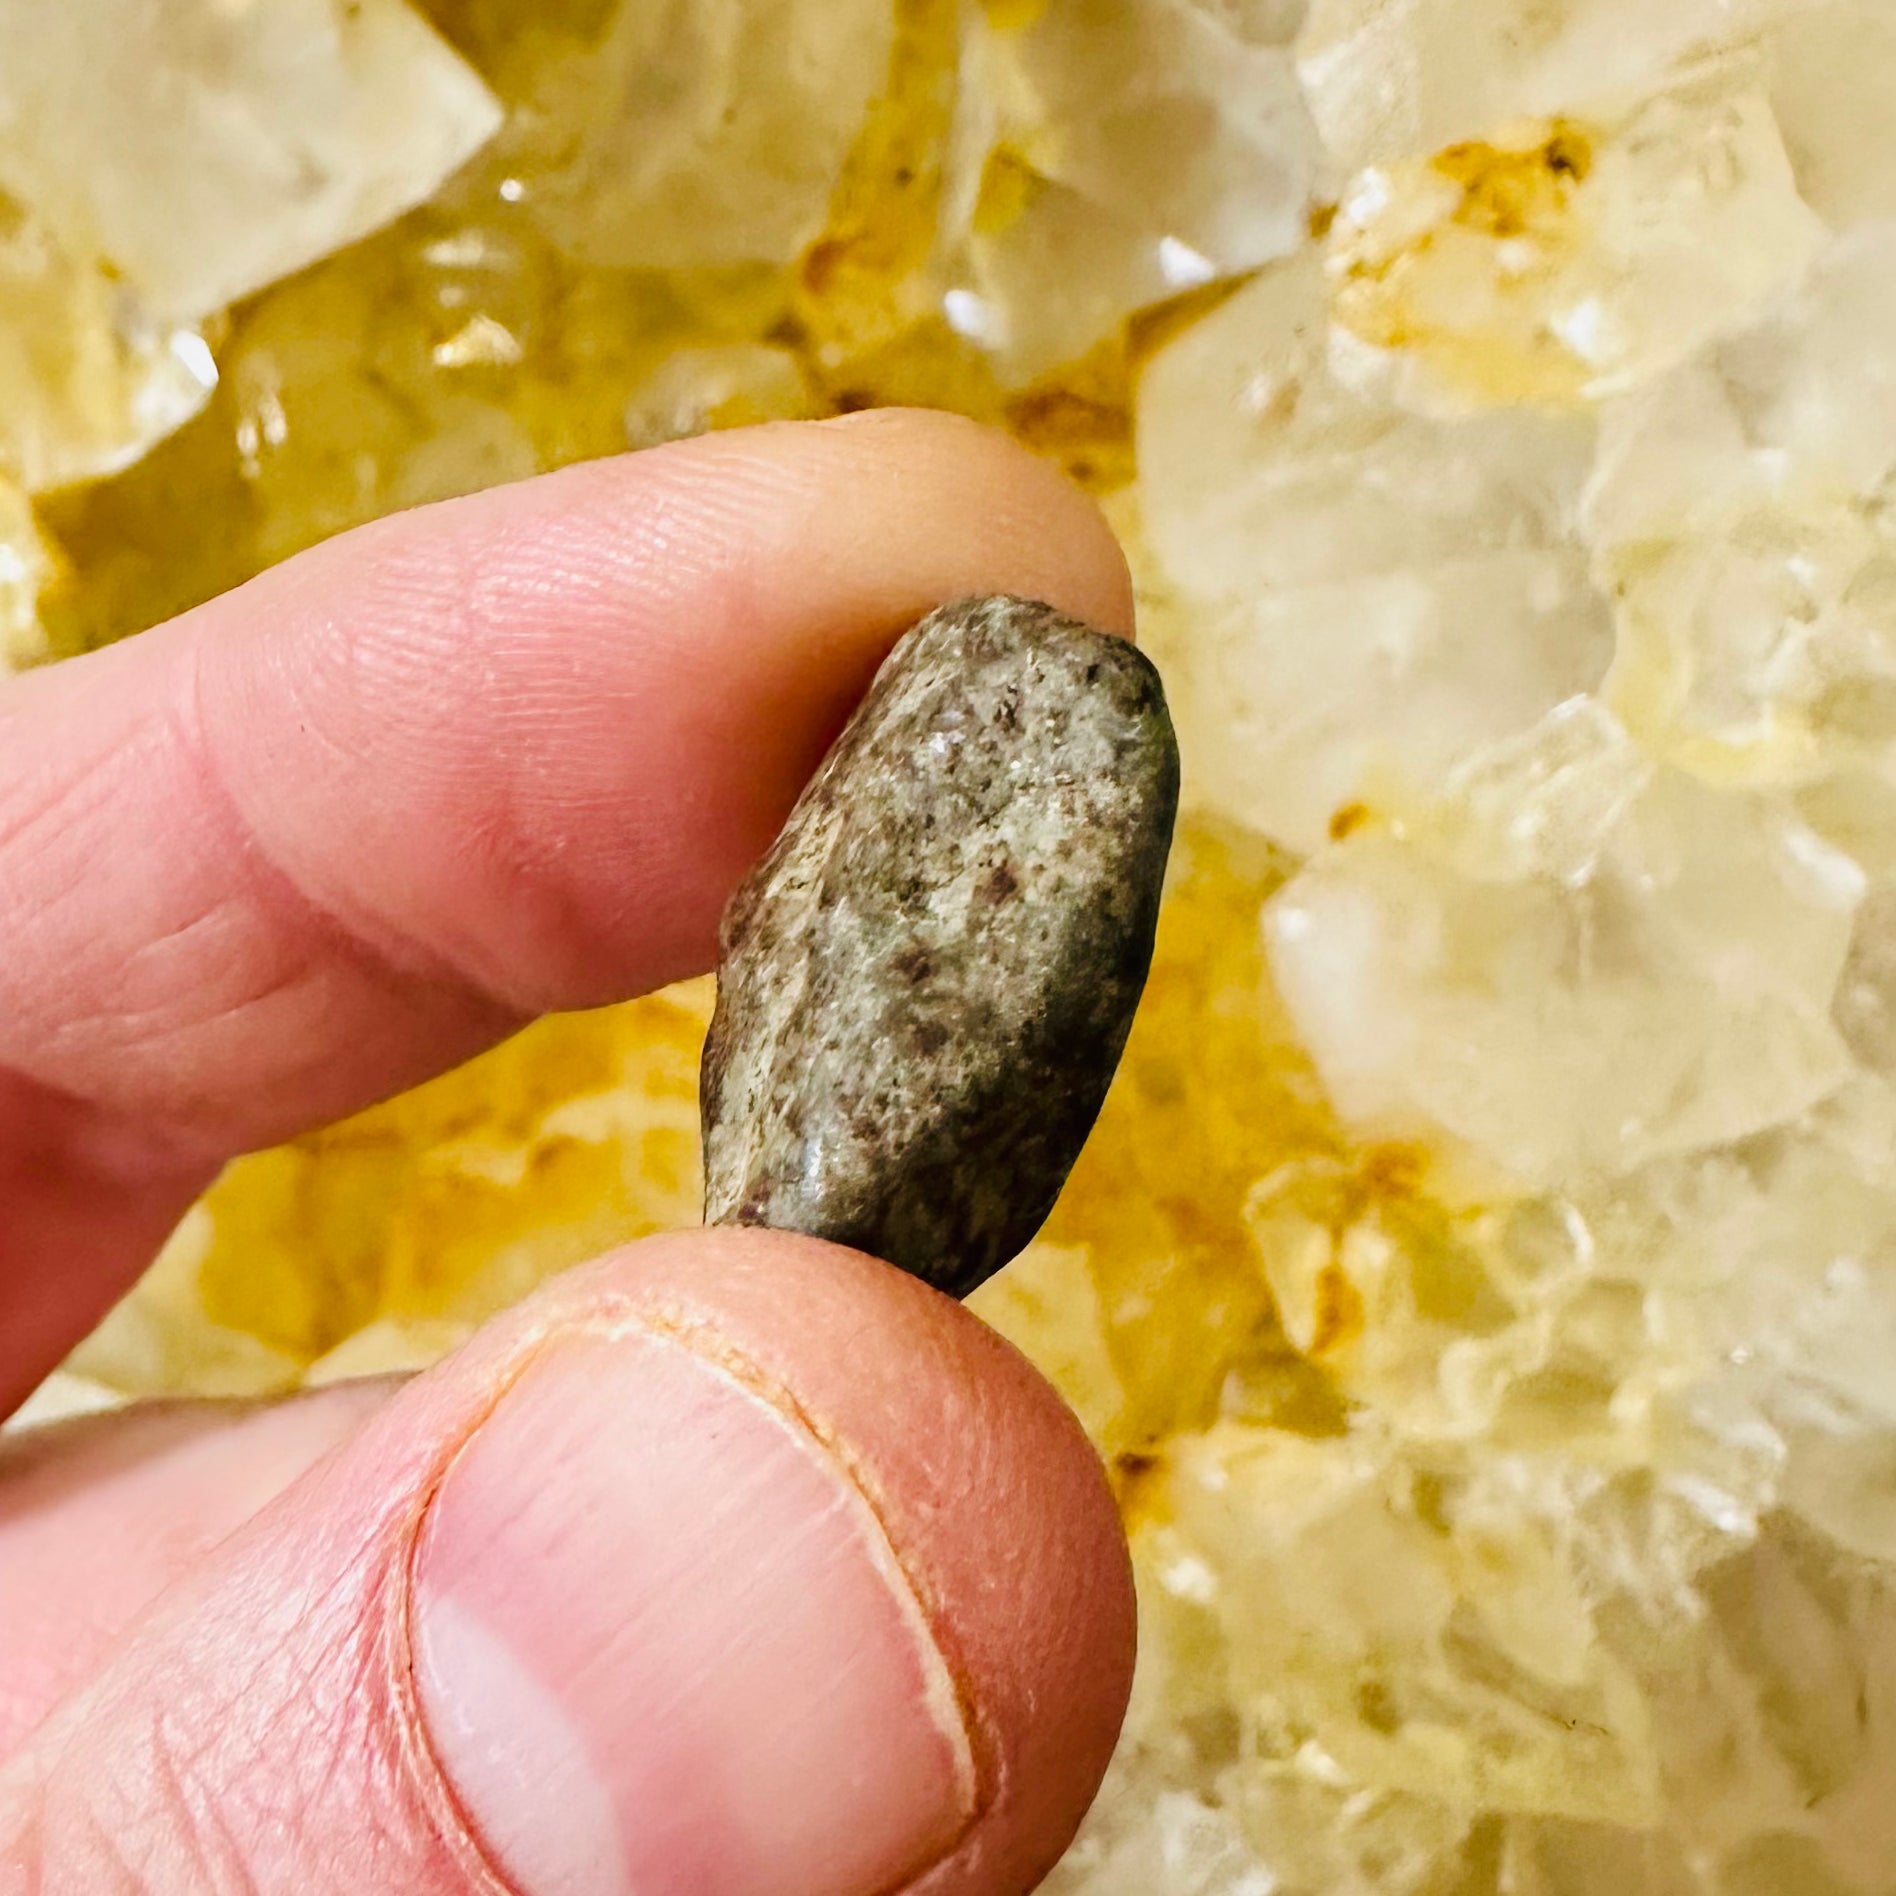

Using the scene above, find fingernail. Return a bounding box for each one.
[409,1329,978,1896]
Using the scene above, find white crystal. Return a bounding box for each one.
[1173,556,1610,853]
[947,156,1179,378]
[1431,695,1652,884]
[1266,714,1862,1186]
[1135,259,1608,851]
[0,0,501,321]
[1325,71,1825,413]
[1138,258,1594,593]
[0,0,498,491]
[1160,1425,1663,1823]
[967,0,1318,272]
[1044,1780,1281,1896]
[1297,0,1807,173]
[1588,225,1896,785]
[944,0,1321,377]
[1765,1,1896,233]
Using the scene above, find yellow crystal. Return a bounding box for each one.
[65,985,713,1399]
[622,344,819,447]
[517,0,896,270]
[21,1,1896,1891]
[0,197,218,493]
[0,479,59,672]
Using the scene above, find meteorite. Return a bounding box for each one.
[700,592,1180,1296]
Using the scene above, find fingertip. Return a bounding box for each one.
[2,408,1136,1167]
[541,1226,1138,1891]
[805,407,1137,640]
[192,407,1137,1027]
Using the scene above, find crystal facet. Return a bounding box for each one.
[0,0,501,321]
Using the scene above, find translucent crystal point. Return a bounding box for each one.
[969,0,1317,270]
[944,0,1320,378]
[0,0,498,492]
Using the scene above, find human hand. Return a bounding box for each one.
[0,411,1137,1893]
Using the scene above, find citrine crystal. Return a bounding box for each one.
[19,1,1896,1891]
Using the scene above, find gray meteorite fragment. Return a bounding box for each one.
[700,593,1180,1297]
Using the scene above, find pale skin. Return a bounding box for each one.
[0,411,1138,1894]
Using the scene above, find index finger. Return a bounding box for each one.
[0,409,1132,1408]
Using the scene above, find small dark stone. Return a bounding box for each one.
[700,593,1180,1297]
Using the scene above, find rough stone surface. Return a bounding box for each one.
[700,594,1180,1297]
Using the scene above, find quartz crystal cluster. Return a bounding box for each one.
[0,0,499,660]
[18,2,1896,1893]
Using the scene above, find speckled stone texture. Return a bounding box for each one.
[701,593,1180,1297]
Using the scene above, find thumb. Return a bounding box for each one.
[0,1229,1134,1895]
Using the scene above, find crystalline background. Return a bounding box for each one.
[14,2,1896,1890]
